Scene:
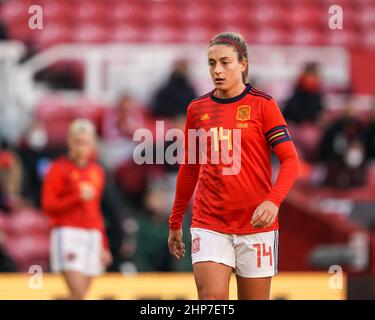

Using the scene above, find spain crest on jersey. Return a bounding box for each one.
[236,105,251,121]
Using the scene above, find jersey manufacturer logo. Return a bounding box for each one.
[200,113,210,121]
[192,237,201,253]
[236,105,251,121]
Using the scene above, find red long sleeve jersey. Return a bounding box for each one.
[169,84,300,234]
[42,156,109,248]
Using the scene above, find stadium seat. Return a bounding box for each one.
[111,23,145,42]
[3,209,49,236]
[73,0,111,25]
[145,2,179,26]
[0,0,30,24]
[42,1,72,24]
[143,24,181,43]
[33,23,73,51]
[248,27,290,45]
[110,1,145,25]
[289,28,325,46]
[35,98,72,123]
[325,28,360,47]
[357,6,375,27]
[362,28,375,47]
[183,25,217,43]
[287,5,322,28]
[72,22,111,43]
[3,234,49,272]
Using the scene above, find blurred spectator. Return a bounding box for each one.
[284,62,324,124]
[0,20,8,40]
[0,141,23,211]
[318,102,367,188]
[100,171,125,272]
[364,100,375,161]
[152,59,196,121]
[17,121,62,207]
[134,182,172,272]
[101,94,152,141]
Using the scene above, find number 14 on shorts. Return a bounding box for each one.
[252,243,273,268]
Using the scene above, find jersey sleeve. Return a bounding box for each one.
[41,162,82,215]
[262,98,292,148]
[169,104,200,231]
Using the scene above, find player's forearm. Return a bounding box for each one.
[266,142,300,207]
[42,191,82,215]
[169,163,200,230]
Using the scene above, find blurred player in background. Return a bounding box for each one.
[42,119,112,300]
[168,32,300,300]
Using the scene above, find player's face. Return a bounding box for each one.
[208,44,246,91]
[68,132,95,163]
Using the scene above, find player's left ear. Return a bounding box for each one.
[240,58,247,72]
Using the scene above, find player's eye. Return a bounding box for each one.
[208,61,215,67]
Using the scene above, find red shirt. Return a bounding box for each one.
[169,84,300,234]
[42,156,109,248]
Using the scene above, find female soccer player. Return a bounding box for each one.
[168,32,300,300]
[42,119,112,300]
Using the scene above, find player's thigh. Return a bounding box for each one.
[190,228,236,299]
[236,275,272,300]
[193,261,233,300]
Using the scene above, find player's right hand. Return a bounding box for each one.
[79,182,96,201]
[168,229,185,259]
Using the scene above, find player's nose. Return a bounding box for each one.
[214,64,224,75]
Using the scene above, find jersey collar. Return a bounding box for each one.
[210,83,252,104]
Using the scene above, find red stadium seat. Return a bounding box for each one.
[325,28,360,47]
[3,209,49,236]
[42,1,72,24]
[178,3,211,26]
[246,4,287,28]
[5,23,33,42]
[3,234,50,272]
[248,27,290,45]
[111,24,145,42]
[35,98,72,123]
[214,4,246,26]
[146,2,179,26]
[0,0,30,24]
[287,5,322,28]
[362,28,375,47]
[70,104,104,128]
[289,28,325,46]
[183,25,217,43]
[72,22,111,43]
[110,1,145,25]
[33,23,73,51]
[143,24,181,43]
[73,0,110,25]
[357,6,375,27]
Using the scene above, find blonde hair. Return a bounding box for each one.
[208,32,249,84]
[68,119,96,139]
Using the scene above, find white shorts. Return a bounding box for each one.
[190,227,279,278]
[50,227,104,277]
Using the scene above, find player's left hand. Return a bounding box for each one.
[101,249,113,268]
[251,200,279,228]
